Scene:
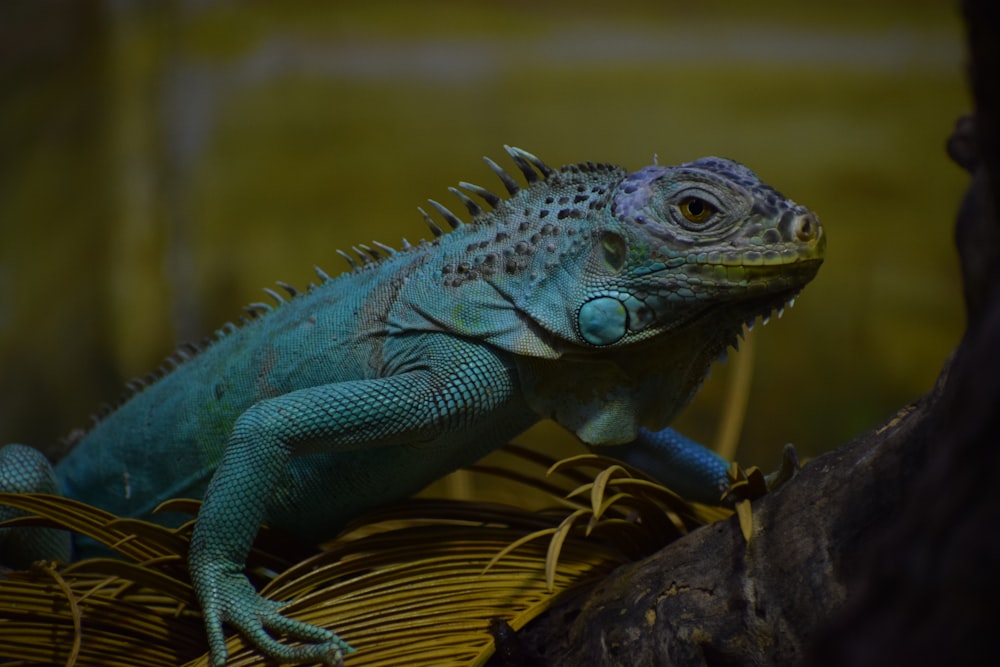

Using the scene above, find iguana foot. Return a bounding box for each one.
[198,568,353,667]
[722,444,801,504]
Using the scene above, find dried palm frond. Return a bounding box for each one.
[0,446,733,666]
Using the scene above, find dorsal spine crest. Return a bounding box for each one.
[86,147,621,427]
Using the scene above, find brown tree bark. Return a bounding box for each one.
[512,3,1000,665]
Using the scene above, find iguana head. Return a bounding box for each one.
[567,157,825,348]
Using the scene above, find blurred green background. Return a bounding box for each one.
[0,1,968,477]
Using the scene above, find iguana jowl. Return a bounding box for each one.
[0,147,825,666]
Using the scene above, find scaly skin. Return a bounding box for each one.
[0,147,824,666]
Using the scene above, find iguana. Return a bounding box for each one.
[0,146,824,666]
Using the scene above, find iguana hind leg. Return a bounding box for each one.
[0,443,71,567]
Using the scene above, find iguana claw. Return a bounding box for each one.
[764,443,801,492]
[722,444,802,505]
[199,569,353,667]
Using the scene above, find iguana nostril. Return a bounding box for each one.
[795,213,820,242]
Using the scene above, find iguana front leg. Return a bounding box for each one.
[189,338,519,666]
[591,428,731,504]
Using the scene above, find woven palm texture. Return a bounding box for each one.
[0,445,735,666]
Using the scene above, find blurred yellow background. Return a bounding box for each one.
[0,0,968,474]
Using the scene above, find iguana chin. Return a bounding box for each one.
[0,146,824,666]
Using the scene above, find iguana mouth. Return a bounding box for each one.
[603,253,823,345]
[665,257,823,337]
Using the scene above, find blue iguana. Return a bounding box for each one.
[0,147,824,666]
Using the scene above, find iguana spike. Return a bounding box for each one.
[427,199,463,230]
[336,249,358,269]
[248,302,273,314]
[176,341,199,358]
[372,240,397,255]
[506,146,554,180]
[400,237,413,250]
[504,147,539,184]
[458,181,502,208]
[276,281,298,298]
[315,265,333,281]
[352,246,373,265]
[448,187,483,217]
[418,206,445,238]
[483,156,520,195]
[357,244,382,262]
[263,287,285,304]
[219,321,239,336]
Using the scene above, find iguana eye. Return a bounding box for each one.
[678,197,717,224]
